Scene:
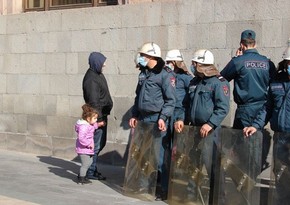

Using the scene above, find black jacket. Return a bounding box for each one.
[82,52,113,120]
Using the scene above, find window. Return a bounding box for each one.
[51,0,92,6]
[24,0,118,11]
[25,0,45,10]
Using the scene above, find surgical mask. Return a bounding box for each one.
[190,65,195,74]
[166,63,174,71]
[287,65,290,75]
[138,56,148,67]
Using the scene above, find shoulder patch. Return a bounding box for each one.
[170,77,176,87]
[164,66,173,73]
[223,85,229,96]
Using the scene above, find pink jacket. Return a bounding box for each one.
[75,119,98,155]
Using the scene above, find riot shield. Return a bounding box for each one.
[268,132,290,205]
[123,121,160,201]
[214,127,263,205]
[168,125,211,205]
[168,126,263,205]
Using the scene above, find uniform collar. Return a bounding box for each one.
[243,48,258,54]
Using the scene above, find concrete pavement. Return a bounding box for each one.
[0,149,273,205]
[0,149,166,205]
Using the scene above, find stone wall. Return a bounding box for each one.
[0,0,22,15]
[0,0,289,165]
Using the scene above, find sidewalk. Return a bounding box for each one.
[0,149,165,205]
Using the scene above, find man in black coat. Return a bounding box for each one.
[82,52,113,180]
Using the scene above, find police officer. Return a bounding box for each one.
[244,42,290,205]
[174,49,230,204]
[165,49,193,126]
[174,49,230,136]
[221,30,275,170]
[129,42,176,201]
[221,30,272,129]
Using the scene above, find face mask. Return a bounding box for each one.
[287,65,290,75]
[138,56,148,67]
[190,65,195,74]
[166,63,174,71]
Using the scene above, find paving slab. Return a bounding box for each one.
[0,149,165,205]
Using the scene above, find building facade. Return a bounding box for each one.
[0,0,174,14]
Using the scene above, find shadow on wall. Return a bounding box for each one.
[98,107,134,167]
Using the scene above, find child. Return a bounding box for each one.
[75,104,105,184]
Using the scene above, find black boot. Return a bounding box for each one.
[87,171,106,180]
[77,175,92,185]
[155,184,167,201]
[155,190,167,201]
[94,171,106,180]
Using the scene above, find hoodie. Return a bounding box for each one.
[75,119,98,155]
[89,52,106,73]
[82,52,113,120]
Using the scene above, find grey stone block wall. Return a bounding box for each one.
[0,0,289,164]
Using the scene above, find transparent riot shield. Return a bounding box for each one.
[123,121,160,201]
[268,132,290,205]
[214,127,263,205]
[168,125,211,205]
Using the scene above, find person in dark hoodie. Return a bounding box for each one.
[82,52,113,180]
[129,42,176,201]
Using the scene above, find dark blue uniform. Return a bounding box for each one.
[253,81,290,132]
[131,58,176,196]
[188,76,230,128]
[175,74,230,204]
[251,63,290,204]
[173,71,193,124]
[221,48,275,172]
[132,60,176,121]
[221,48,272,129]
[268,82,290,132]
[176,74,230,171]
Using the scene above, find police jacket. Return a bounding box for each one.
[173,70,193,122]
[221,49,271,105]
[131,59,176,121]
[252,80,290,132]
[268,81,290,132]
[184,75,230,129]
[83,52,113,120]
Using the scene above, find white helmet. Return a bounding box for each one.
[191,49,214,65]
[139,42,161,58]
[165,49,183,61]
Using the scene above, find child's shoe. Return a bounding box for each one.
[77,175,92,185]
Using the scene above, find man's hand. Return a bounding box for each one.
[200,123,213,138]
[158,119,166,131]
[243,126,257,138]
[129,118,138,128]
[174,120,184,133]
[235,47,243,56]
[97,121,106,127]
